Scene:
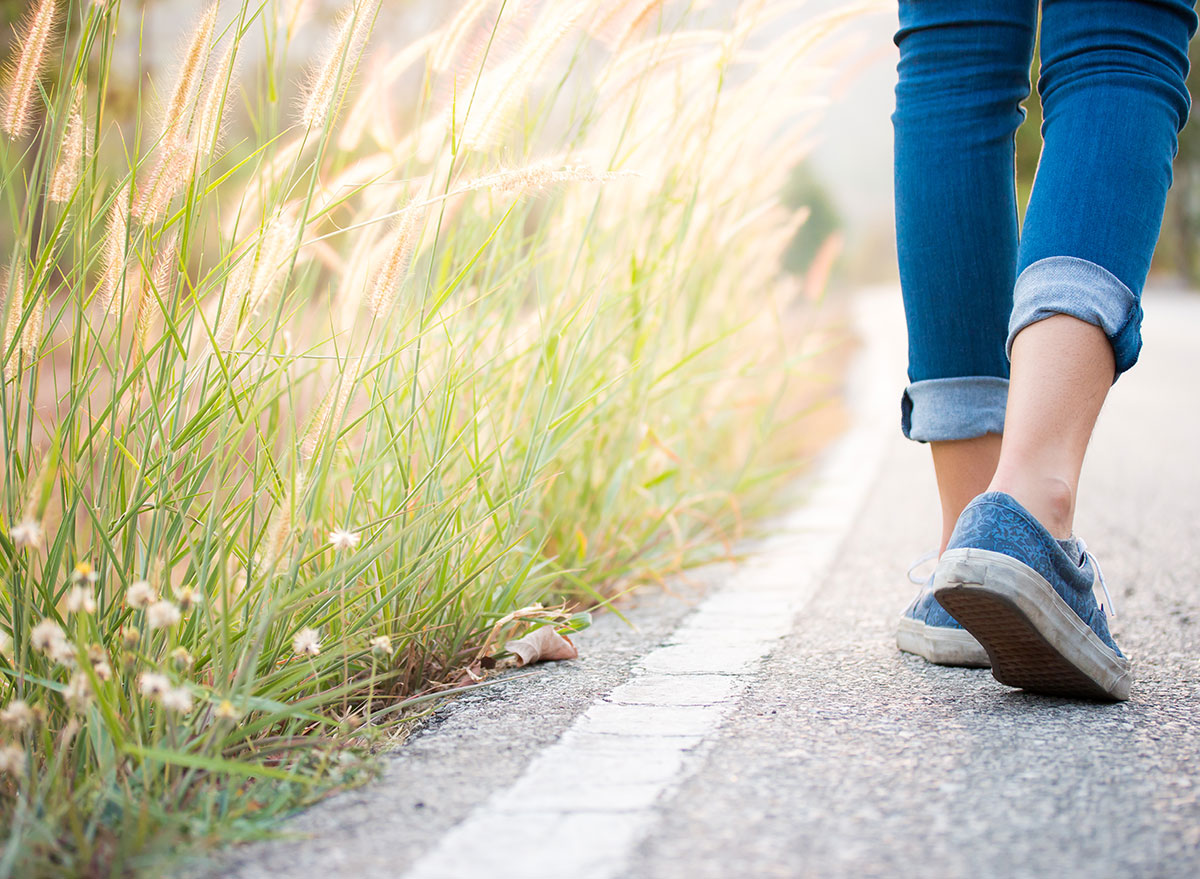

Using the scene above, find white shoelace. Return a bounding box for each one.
[906,549,938,585]
[1076,536,1117,617]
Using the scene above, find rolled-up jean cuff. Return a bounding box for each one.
[1007,256,1142,377]
[901,376,1009,442]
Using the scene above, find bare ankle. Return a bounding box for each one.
[987,472,1075,539]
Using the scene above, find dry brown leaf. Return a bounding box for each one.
[505,627,578,666]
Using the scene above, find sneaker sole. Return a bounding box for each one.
[933,548,1131,702]
[896,616,991,668]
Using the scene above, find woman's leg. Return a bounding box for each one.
[892,0,1037,551]
[991,0,1197,538]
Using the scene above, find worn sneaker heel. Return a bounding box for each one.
[935,548,1131,701]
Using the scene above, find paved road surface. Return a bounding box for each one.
[189,287,1200,879]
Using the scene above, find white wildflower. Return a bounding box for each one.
[71,562,98,584]
[329,527,360,552]
[48,638,76,667]
[92,660,112,681]
[0,700,34,732]
[65,585,96,614]
[146,600,181,630]
[63,673,91,711]
[369,635,393,657]
[173,584,201,611]
[292,627,320,657]
[137,671,170,698]
[214,698,239,721]
[170,646,194,669]
[10,518,43,550]
[126,580,156,608]
[30,618,66,654]
[161,686,193,714]
[0,745,25,776]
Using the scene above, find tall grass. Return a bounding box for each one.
[0,0,867,873]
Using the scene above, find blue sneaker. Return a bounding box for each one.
[933,491,1130,701]
[897,573,991,668]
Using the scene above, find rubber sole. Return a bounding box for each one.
[934,548,1130,702]
[896,616,991,668]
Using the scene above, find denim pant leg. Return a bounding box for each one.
[1013,0,1197,374]
[893,1,1037,442]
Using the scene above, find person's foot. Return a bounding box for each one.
[897,575,991,668]
[933,491,1130,701]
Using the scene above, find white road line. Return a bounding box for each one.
[402,292,904,879]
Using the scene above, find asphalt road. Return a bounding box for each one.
[188,287,1200,879]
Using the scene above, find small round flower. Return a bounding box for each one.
[137,671,170,698]
[30,619,66,654]
[10,519,43,551]
[71,562,99,585]
[65,586,96,614]
[292,627,321,657]
[170,646,194,669]
[0,744,26,776]
[214,699,239,721]
[161,686,193,714]
[369,635,393,657]
[146,600,181,630]
[173,584,201,611]
[0,700,34,732]
[63,674,92,711]
[48,639,77,666]
[126,580,157,608]
[93,661,113,681]
[328,527,360,552]
[119,626,140,648]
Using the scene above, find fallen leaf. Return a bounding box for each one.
[505,626,578,666]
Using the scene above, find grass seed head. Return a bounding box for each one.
[366,208,420,317]
[3,260,26,379]
[97,183,132,314]
[49,82,89,203]
[161,4,218,146]
[1,0,58,140]
[298,0,373,130]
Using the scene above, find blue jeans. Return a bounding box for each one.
[894,0,1196,442]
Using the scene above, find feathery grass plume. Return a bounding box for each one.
[97,183,132,313]
[213,249,252,351]
[136,232,178,362]
[365,207,421,318]
[2,260,26,379]
[132,136,193,224]
[299,358,360,458]
[590,0,664,49]
[20,290,44,367]
[263,471,306,571]
[49,83,89,203]
[430,0,494,73]
[465,160,617,196]
[161,4,218,147]
[458,2,589,150]
[298,0,374,130]
[1,0,58,139]
[246,212,298,315]
[193,41,237,163]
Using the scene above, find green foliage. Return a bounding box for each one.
[0,1,845,874]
